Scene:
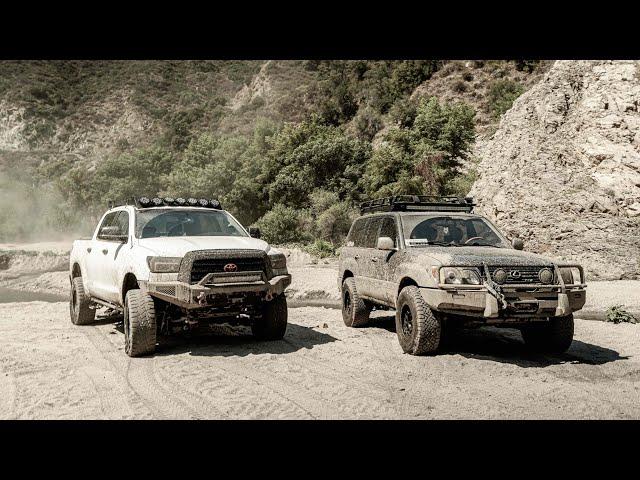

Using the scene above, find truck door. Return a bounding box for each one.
[85,210,130,304]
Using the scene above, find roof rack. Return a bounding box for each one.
[107,196,222,210]
[359,195,475,214]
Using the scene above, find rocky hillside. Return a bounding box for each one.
[471,60,640,280]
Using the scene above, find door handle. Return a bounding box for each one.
[86,247,92,253]
[102,249,108,255]
[371,258,378,262]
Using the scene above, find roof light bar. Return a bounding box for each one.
[128,196,222,210]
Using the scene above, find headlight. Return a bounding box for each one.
[147,256,182,273]
[268,253,287,271]
[440,267,481,285]
[559,266,582,285]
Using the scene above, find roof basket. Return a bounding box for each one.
[359,195,475,214]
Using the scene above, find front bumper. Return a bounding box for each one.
[420,284,586,321]
[144,274,291,309]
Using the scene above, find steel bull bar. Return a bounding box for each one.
[425,263,586,319]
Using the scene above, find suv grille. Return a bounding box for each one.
[488,266,551,285]
[190,257,266,283]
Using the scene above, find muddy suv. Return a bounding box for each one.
[338,196,586,356]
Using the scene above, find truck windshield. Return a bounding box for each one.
[135,209,247,239]
[401,214,509,248]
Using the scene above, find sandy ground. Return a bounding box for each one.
[0,301,639,419]
[1,242,639,419]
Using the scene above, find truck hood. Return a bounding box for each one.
[408,246,562,267]
[136,236,270,257]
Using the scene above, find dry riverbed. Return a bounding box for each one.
[1,301,639,419]
[1,241,639,419]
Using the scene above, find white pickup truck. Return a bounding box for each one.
[69,197,291,357]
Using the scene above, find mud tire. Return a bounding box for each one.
[521,314,574,354]
[395,286,441,355]
[70,277,96,325]
[252,294,288,340]
[341,277,370,327]
[124,289,157,357]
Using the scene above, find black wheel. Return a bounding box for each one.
[124,289,157,357]
[521,314,574,353]
[395,286,441,355]
[341,277,370,327]
[252,294,288,340]
[69,277,96,325]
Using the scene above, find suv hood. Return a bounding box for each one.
[136,236,270,257]
[410,246,558,267]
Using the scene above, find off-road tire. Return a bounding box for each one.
[124,289,157,357]
[252,294,288,340]
[395,286,441,355]
[70,277,96,325]
[520,314,574,354]
[342,277,370,327]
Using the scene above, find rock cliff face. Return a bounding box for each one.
[471,60,640,280]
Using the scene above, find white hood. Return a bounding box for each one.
[136,236,271,257]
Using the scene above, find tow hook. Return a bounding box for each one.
[265,291,273,301]
[196,292,207,305]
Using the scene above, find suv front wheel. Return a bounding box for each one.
[395,286,441,355]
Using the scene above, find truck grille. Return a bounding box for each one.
[488,266,551,285]
[190,257,267,283]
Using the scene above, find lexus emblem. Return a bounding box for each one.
[508,270,522,279]
[224,263,238,272]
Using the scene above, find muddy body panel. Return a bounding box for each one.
[338,207,587,325]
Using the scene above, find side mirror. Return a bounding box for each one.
[249,227,261,239]
[512,238,524,250]
[377,236,395,250]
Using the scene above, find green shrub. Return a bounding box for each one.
[303,239,336,258]
[255,204,309,244]
[606,305,638,324]
[487,80,525,118]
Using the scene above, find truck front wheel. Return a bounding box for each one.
[520,314,574,353]
[252,294,288,340]
[70,277,96,325]
[124,289,157,357]
[395,286,441,355]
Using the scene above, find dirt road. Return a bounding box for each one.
[1,301,639,419]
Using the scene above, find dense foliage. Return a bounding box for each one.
[0,60,488,248]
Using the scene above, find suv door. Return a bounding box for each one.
[355,216,383,299]
[374,216,401,304]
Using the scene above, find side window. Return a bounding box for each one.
[379,216,398,247]
[113,211,129,236]
[363,217,383,248]
[97,211,129,241]
[349,219,366,247]
[96,212,118,240]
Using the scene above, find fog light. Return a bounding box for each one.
[493,268,507,284]
[539,268,553,284]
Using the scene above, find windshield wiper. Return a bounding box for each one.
[466,243,502,248]
[426,241,460,247]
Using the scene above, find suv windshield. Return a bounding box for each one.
[135,209,247,239]
[401,214,509,248]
